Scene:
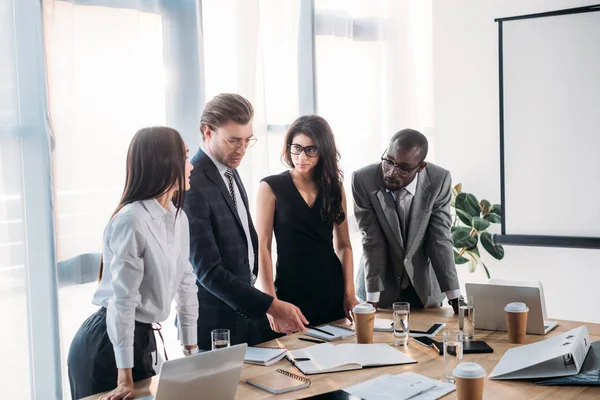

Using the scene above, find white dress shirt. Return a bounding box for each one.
[93,199,199,369]
[202,146,255,280]
[366,174,461,303]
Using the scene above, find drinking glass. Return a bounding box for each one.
[443,330,464,383]
[393,302,410,346]
[211,329,230,350]
[458,296,475,339]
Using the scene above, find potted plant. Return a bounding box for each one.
[451,183,504,278]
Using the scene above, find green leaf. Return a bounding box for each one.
[480,199,492,215]
[455,193,480,218]
[491,204,501,215]
[472,217,491,232]
[483,213,501,224]
[481,261,491,279]
[480,231,505,260]
[455,208,473,226]
[452,227,478,248]
[454,249,469,264]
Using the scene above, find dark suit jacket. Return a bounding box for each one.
[184,148,273,350]
[352,162,460,308]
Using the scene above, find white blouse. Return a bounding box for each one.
[92,199,198,369]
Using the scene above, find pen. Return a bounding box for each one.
[305,324,335,336]
[299,337,325,344]
[291,358,311,361]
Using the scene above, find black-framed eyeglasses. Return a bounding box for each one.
[290,143,319,157]
[219,133,258,149]
[381,150,421,175]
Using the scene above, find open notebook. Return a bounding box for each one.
[287,343,416,375]
[244,346,287,366]
[247,368,311,394]
[306,324,356,341]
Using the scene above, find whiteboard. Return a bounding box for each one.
[502,11,600,238]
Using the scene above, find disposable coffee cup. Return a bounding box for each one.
[505,302,529,344]
[352,303,376,344]
[453,362,485,400]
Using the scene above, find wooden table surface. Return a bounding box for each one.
[84,308,600,399]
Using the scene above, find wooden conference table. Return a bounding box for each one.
[85,308,600,399]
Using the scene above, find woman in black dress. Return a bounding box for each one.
[256,115,358,330]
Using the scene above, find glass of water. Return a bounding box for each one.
[211,329,230,350]
[443,330,464,383]
[393,302,410,346]
[458,296,475,339]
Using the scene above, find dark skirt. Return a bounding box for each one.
[67,307,156,400]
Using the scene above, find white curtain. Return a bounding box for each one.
[42,1,204,397]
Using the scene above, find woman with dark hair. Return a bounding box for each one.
[67,127,199,400]
[256,115,359,330]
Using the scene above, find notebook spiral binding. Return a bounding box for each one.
[330,324,355,333]
[251,346,286,350]
[276,369,311,385]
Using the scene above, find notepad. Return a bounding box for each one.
[287,343,416,375]
[246,368,311,394]
[244,346,287,366]
[305,324,356,341]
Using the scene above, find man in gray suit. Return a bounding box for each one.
[352,129,460,313]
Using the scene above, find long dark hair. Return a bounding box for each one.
[98,126,187,280]
[282,115,345,225]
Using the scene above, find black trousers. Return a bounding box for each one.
[67,308,156,400]
[398,285,425,309]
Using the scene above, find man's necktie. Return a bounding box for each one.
[224,168,237,210]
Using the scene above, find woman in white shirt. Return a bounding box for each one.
[67,127,199,400]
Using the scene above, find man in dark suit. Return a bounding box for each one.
[184,93,308,350]
[352,129,461,313]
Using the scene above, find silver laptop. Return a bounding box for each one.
[466,279,558,335]
[153,343,247,400]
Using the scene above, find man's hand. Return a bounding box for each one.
[449,297,460,315]
[267,299,309,335]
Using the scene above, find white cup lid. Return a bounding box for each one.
[504,302,528,313]
[453,362,486,379]
[353,303,375,314]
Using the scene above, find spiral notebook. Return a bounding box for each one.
[244,346,288,366]
[306,324,356,341]
[247,368,311,394]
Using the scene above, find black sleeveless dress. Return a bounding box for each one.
[262,171,345,326]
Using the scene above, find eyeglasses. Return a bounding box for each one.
[219,133,258,149]
[290,144,319,157]
[381,150,421,176]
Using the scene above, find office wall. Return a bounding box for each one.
[432,0,600,323]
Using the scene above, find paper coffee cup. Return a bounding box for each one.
[352,303,376,344]
[505,302,529,344]
[453,362,485,400]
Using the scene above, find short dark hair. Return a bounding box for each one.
[389,128,428,161]
[200,93,254,140]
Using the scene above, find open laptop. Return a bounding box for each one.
[150,343,247,400]
[466,279,558,335]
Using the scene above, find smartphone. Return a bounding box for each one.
[412,336,437,347]
[410,322,445,336]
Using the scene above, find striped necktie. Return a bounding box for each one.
[224,168,237,210]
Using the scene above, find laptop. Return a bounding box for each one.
[151,343,247,400]
[466,279,558,335]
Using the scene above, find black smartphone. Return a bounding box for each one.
[410,323,445,336]
[412,336,436,347]
[447,340,494,356]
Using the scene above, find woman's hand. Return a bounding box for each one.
[99,369,134,400]
[344,292,360,323]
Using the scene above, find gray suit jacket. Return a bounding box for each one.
[352,162,459,308]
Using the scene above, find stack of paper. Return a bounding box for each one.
[344,372,455,400]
